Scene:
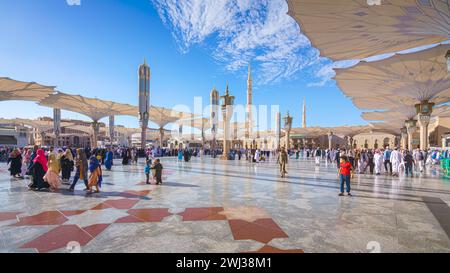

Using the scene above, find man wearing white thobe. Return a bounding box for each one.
[390,147,402,177]
[374,150,383,175]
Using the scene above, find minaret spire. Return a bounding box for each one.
[246,63,253,142]
[302,98,306,128]
[247,64,252,105]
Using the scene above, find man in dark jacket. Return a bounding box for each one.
[151,159,163,185]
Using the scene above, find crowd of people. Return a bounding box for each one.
[1,145,167,193]
[1,143,448,197]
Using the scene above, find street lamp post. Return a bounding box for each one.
[220,84,234,160]
[283,112,293,151]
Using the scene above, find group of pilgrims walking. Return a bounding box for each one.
[4,142,437,199]
[5,145,165,193]
[5,145,112,193]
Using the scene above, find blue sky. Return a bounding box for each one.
[0,0,366,129]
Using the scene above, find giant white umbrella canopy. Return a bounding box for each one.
[362,108,418,122]
[0,118,75,146]
[176,118,212,133]
[369,122,403,135]
[291,127,330,138]
[38,92,138,148]
[143,106,199,147]
[326,125,372,138]
[334,44,450,109]
[65,125,107,135]
[0,77,56,102]
[147,106,199,128]
[14,119,75,133]
[362,105,450,122]
[286,0,449,61]
[38,92,138,121]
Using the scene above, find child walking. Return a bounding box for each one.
[144,159,152,184]
[338,155,353,196]
[151,159,163,185]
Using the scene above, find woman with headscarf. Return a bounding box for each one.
[177,149,183,162]
[122,148,129,165]
[87,156,102,194]
[104,148,113,171]
[7,148,22,178]
[29,149,50,191]
[43,152,61,191]
[68,148,89,192]
[21,149,32,177]
[60,149,74,182]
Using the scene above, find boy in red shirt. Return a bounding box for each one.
[339,155,353,196]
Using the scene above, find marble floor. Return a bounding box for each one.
[1,156,450,253]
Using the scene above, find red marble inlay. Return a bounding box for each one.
[121,190,151,198]
[91,199,139,210]
[247,245,304,253]
[115,215,144,223]
[13,211,68,226]
[104,199,140,209]
[0,212,21,222]
[60,210,86,217]
[179,207,226,221]
[228,218,288,244]
[127,208,171,222]
[20,225,93,253]
[91,203,113,210]
[82,223,110,238]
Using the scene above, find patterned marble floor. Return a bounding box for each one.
[1,156,450,253]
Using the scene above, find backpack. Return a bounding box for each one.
[419,152,424,160]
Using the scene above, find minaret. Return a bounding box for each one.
[246,64,252,142]
[210,87,219,157]
[138,59,151,149]
[302,98,306,128]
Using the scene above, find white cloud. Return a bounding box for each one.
[151,0,322,85]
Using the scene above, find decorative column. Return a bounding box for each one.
[159,127,165,148]
[405,119,417,152]
[40,131,46,146]
[201,122,206,150]
[276,112,281,150]
[109,115,115,144]
[400,127,408,150]
[348,136,354,150]
[220,84,235,160]
[283,112,293,151]
[138,59,151,150]
[91,121,100,149]
[327,131,333,150]
[415,100,434,150]
[53,108,61,147]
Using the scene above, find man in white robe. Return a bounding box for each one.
[390,147,402,177]
[374,150,383,175]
